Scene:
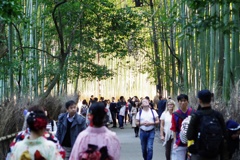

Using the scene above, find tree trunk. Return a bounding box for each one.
[150,0,162,94]
[8,23,14,98]
[223,1,230,100]
[232,2,240,84]
[209,4,216,91]
[0,21,7,59]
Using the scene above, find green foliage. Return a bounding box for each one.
[0,0,23,22]
[38,0,145,81]
[185,0,237,33]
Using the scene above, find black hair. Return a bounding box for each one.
[89,102,106,127]
[131,101,136,107]
[177,94,188,101]
[120,96,124,100]
[103,100,108,106]
[28,105,44,112]
[27,109,47,132]
[201,96,211,104]
[65,100,76,109]
[82,99,88,105]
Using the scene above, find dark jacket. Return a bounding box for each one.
[227,130,240,159]
[187,106,228,160]
[116,101,126,112]
[110,102,117,113]
[56,113,86,147]
[157,99,167,118]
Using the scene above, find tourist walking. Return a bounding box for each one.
[117,96,127,129]
[157,95,167,118]
[171,94,194,160]
[56,100,86,160]
[6,105,65,159]
[187,90,227,160]
[110,97,118,128]
[69,102,120,160]
[80,99,88,118]
[131,99,140,137]
[45,110,57,135]
[105,99,113,125]
[226,119,240,159]
[136,98,159,160]
[160,99,176,160]
[7,109,63,160]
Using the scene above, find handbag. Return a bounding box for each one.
[119,105,126,116]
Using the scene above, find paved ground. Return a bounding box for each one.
[110,123,165,160]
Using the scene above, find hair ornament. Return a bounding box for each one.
[33,117,47,130]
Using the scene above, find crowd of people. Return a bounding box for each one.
[5,90,240,160]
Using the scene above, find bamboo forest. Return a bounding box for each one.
[1,0,240,159]
[0,0,240,102]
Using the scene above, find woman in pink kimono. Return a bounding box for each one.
[70,102,120,160]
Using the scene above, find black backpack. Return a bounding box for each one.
[196,110,224,158]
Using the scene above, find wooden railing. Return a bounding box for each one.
[0,133,17,142]
[0,132,17,159]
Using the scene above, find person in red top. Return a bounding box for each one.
[170,94,194,160]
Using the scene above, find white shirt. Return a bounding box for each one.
[46,120,57,135]
[160,111,173,146]
[67,113,75,122]
[136,109,158,131]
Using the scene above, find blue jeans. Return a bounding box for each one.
[118,115,124,127]
[140,129,155,160]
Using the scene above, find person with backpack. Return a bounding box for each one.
[136,98,159,160]
[187,90,227,160]
[170,94,194,160]
[80,99,88,118]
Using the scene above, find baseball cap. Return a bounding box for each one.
[226,120,240,131]
[197,89,212,103]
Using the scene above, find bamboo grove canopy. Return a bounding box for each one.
[0,0,240,103]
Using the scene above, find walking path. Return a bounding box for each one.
[110,123,165,160]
